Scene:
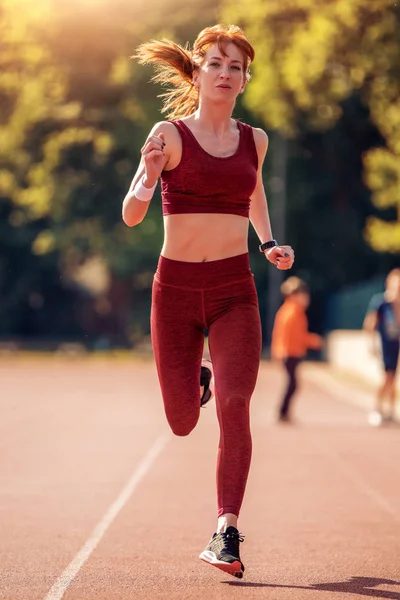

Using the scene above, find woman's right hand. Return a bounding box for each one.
[141,133,168,187]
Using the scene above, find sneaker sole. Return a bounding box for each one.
[199,550,244,579]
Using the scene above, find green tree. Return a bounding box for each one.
[222,0,400,254]
[0,0,221,342]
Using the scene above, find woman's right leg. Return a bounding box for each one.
[151,278,205,436]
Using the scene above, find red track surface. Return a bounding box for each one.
[1,357,399,600]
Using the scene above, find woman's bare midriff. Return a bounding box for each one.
[161,213,249,262]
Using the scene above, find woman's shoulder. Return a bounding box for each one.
[239,123,268,157]
[238,120,268,145]
[148,120,180,136]
[146,121,183,150]
[250,126,269,149]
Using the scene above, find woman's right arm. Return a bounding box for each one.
[122,122,170,227]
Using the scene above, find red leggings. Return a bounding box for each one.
[151,253,262,517]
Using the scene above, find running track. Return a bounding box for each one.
[1,356,399,600]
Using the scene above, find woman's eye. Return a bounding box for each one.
[209,62,241,70]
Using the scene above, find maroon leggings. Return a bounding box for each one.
[151,253,262,517]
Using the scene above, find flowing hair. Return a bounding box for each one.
[132,24,255,120]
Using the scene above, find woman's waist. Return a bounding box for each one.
[162,213,249,262]
[154,252,254,290]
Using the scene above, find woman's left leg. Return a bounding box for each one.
[207,280,262,524]
[199,279,261,578]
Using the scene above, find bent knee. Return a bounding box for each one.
[169,420,197,437]
[166,409,199,437]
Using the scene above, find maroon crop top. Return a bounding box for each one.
[161,119,258,218]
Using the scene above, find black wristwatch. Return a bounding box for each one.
[259,239,278,253]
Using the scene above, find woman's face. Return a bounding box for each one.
[193,42,247,103]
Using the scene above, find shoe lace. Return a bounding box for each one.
[220,530,245,555]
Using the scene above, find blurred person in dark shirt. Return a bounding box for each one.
[363,269,400,426]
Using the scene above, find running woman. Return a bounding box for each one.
[122,24,295,578]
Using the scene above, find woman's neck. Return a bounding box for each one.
[191,102,236,137]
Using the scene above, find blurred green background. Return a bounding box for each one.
[1,0,399,352]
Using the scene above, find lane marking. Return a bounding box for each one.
[304,367,373,412]
[306,367,399,517]
[44,432,170,600]
[324,444,398,520]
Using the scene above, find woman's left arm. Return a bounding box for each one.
[249,128,294,270]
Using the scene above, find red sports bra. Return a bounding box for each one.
[161,120,258,218]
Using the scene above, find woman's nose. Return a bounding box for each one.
[219,66,230,78]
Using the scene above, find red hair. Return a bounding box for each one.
[133,24,255,119]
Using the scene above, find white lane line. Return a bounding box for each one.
[304,367,373,412]
[44,432,170,600]
[324,444,399,520]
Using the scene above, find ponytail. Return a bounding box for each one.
[133,39,199,119]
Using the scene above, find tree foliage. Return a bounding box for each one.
[222,0,400,253]
[1,0,399,343]
[0,0,219,341]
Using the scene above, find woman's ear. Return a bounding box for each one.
[192,62,201,88]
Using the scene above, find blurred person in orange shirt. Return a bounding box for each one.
[271,277,323,423]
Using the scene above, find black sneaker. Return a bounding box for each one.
[199,526,245,578]
[200,359,214,407]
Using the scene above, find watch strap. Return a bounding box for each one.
[259,239,278,253]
